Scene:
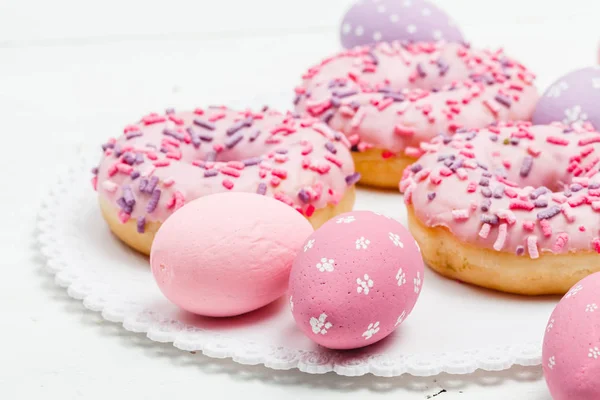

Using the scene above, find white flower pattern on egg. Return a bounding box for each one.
[414,271,422,294]
[362,322,380,340]
[355,236,370,250]
[336,216,356,224]
[546,318,554,332]
[396,267,406,286]
[356,274,374,295]
[395,310,407,327]
[586,303,598,312]
[563,105,588,126]
[565,284,583,298]
[303,239,315,252]
[588,347,600,359]
[389,232,404,247]
[546,81,569,98]
[316,258,335,272]
[310,313,333,335]
[548,356,556,370]
[289,296,294,311]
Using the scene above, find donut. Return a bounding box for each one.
[400,121,600,295]
[295,41,539,188]
[92,107,358,255]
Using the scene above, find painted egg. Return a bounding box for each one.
[532,66,600,129]
[151,192,313,317]
[543,273,600,400]
[340,0,465,49]
[288,211,424,350]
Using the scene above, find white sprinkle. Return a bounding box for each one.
[493,223,508,251]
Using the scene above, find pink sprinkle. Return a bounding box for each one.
[350,108,366,129]
[414,168,431,182]
[479,223,491,239]
[377,97,394,111]
[221,167,241,178]
[405,146,424,158]
[439,167,453,177]
[497,209,517,225]
[166,151,182,160]
[153,160,170,168]
[505,188,518,198]
[527,236,539,259]
[553,233,569,253]
[91,176,98,191]
[102,180,118,192]
[208,112,226,122]
[483,100,500,115]
[592,238,600,253]
[381,150,395,159]
[117,163,133,175]
[467,182,477,192]
[430,174,442,185]
[497,176,519,187]
[146,151,158,161]
[357,142,373,152]
[118,210,130,224]
[502,160,511,169]
[509,199,534,211]
[551,193,567,204]
[568,195,586,207]
[399,178,413,192]
[404,185,414,204]
[493,223,508,251]
[562,206,576,223]
[274,192,294,207]
[222,179,234,190]
[193,108,204,115]
[173,191,185,211]
[456,168,468,180]
[339,105,356,117]
[578,136,600,146]
[546,136,569,146]
[592,201,600,211]
[452,209,470,221]
[271,168,288,179]
[168,115,184,125]
[162,177,175,187]
[539,219,552,237]
[522,221,535,231]
[227,161,245,170]
[305,204,315,217]
[394,124,415,136]
[324,154,343,167]
[579,225,586,232]
[301,143,314,155]
[459,149,475,159]
[270,177,281,187]
[213,143,225,153]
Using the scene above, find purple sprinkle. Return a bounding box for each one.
[160,147,168,154]
[205,151,217,162]
[481,198,492,212]
[520,156,533,178]
[123,186,135,206]
[410,164,423,173]
[479,177,490,187]
[494,93,512,108]
[331,97,341,108]
[163,129,184,141]
[204,169,218,178]
[438,60,449,76]
[243,157,262,166]
[589,183,600,189]
[102,142,115,151]
[248,129,261,142]
[481,187,492,198]
[139,178,148,192]
[489,135,499,142]
[125,131,143,140]
[516,246,525,256]
[225,133,244,149]
[274,149,287,155]
[345,172,361,186]
[537,205,561,220]
[332,88,358,98]
[570,183,583,192]
[492,185,505,199]
[348,100,360,110]
[198,132,214,142]
[510,137,520,146]
[437,154,450,162]
[146,189,161,213]
[226,118,252,136]
[383,92,406,102]
[534,198,548,208]
[137,217,146,233]
[427,192,436,201]
[530,186,548,200]
[193,119,216,130]
[333,132,343,141]
[135,152,144,164]
[146,176,159,194]
[186,127,202,148]
[114,145,122,157]
[416,63,427,78]
[367,50,379,65]
[257,182,267,195]
[91,167,99,175]
[478,163,490,171]
[293,95,301,105]
[449,159,463,172]
[443,158,453,168]
[481,214,499,225]
[322,109,335,124]
[298,189,311,203]
[130,171,140,180]
[165,108,175,114]
[123,153,135,165]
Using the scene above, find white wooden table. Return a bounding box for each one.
[2,0,598,398]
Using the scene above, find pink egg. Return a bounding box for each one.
[543,273,600,399]
[288,211,424,350]
[340,0,465,49]
[150,192,313,317]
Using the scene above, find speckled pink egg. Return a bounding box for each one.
[532,66,600,129]
[340,0,464,49]
[150,192,313,317]
[288,211,424,349]
[543,273,600,400]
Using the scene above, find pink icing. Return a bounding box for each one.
[295,41,538,157]
[543,273,600,399]
[401,121,600,257]
[150,192,314,317]
[288,211,424,350]
[93,107,357,232]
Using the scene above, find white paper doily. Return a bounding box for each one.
[36,149,559,378]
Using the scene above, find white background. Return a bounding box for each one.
[1,0,598,398]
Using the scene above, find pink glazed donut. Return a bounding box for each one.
[295,41,539,188]
[401,121,600,295]
[92,107,358,255]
